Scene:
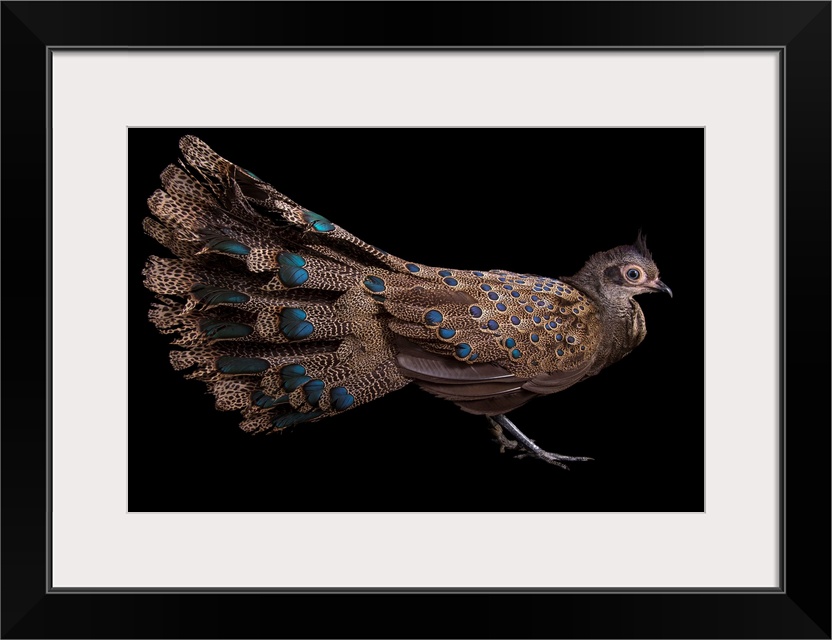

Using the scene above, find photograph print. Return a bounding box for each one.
[128,127,704,513]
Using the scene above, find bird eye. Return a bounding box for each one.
[626,268,641,281]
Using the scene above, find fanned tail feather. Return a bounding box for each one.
[144,137,412,434]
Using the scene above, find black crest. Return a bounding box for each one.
[634,230,653,261]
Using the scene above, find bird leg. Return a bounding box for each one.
[487,414,593,470]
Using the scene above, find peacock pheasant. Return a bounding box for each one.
[143,137,672,468]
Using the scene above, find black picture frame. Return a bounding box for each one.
[2,2,829,638]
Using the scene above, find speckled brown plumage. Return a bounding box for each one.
[143,136,672,466]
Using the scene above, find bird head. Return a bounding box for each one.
[564,232,672,303]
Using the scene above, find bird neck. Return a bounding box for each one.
[561,267,628,311]
[561,270,647,361]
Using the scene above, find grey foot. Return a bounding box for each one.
[487,414,593,470]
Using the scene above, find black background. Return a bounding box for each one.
[128,127,704,512]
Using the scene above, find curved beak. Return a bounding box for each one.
[650,279,673,298]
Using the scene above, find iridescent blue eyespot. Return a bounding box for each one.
[302,210,335,233]
[533,316,541,323]
[279,307,314,340]
[200,320,253,340]
[281,363,306,377]
[511,348,521,359]
[455,343,472,359]
[496,303,507,311]
[190,284,249,305]
[272,410,323,429]
[488,292,499,301]
[207,238,250,255]
[566,336,576,344]
[443,277,458,287]
[330,386,355,411]
[363,275,386,293]
[487,320,499,330]
[406,263,421,273]
[469,306,483,318]
[481,284,492,292]
[438,270,452,277]
[277,252,309,288]
[556,349,564,357]
[252,390,289,408]
[281,363,311,391]
[303,379,325,406]
[505,338,516,348]
[216,356,269,374]
[425,309,443,326]
[524,305,534,313]
[510,316,520,326]
[530,334,539,343]
[438,327,456,339]
[556,333,563,341]
[472,271,484,277]
[510,291,520,298]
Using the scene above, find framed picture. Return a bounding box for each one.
[3,2,829,638]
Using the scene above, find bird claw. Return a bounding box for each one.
[487,415,593,470]
[515,450,594,469]
[514,451,570,470]
[490,420,521,453]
